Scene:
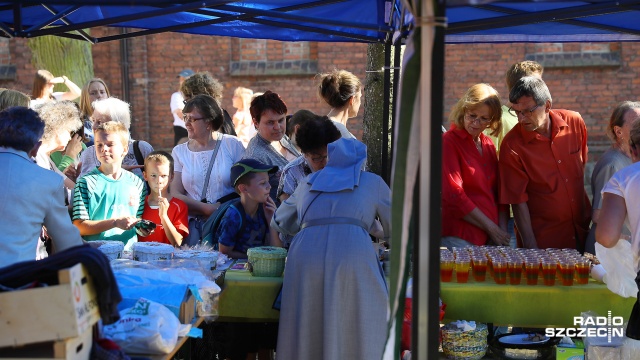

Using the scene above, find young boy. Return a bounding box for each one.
[211,159,281,360]
[139,151,189,246]
[216,158,281,258]
[72,121,146,250]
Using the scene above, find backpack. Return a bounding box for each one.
[201,198,246,250]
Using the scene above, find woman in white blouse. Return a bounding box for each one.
[171,94,245,245]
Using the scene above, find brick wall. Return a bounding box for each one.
[3,31,639,162]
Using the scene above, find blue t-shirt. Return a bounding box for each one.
[216,204,267,254]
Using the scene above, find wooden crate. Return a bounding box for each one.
[0,264,100,348]
[0,327,92,360]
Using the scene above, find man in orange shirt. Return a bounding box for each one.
[499,76,591,250]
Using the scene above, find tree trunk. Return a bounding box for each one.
[27,36,93,95]
[363,43,386,176]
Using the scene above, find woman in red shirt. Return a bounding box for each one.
[442,83,510,248]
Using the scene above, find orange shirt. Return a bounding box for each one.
[498,109,591,249]
[442,126,501,245]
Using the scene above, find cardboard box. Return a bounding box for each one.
[0,326,92,360]
[0,264,100,348]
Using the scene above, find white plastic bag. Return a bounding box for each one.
[595,241,639,298]
[103,298,180,354]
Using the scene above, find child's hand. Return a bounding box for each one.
[264,196,277,221]
[115,216,139,230]
[158,196,169,219]
[63,164,78,182]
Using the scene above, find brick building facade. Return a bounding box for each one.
[1,29,639,168]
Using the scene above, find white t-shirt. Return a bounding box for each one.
[30,92,63,108]
[602,161,640,254]
[170,92,186,128]
[172,134,245,203]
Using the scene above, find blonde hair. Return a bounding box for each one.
[32,70,54,100]
[94,121,129,148]
[34,101,82,144]
[180,72,223,102]
[144,151,174,175]
[92,97,131,130]
[505,61,543,92]
[449,83,503,137]
[80,78,111,118]
[234,86,253,111]
[317,69,362,109]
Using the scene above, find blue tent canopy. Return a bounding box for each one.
[0,0,401,43]
[446,1,640,43]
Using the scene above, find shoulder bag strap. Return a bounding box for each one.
[133,140,144,166]
[200,133,223,202]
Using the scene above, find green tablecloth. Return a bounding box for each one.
[441,278,636,327]
[217,269,282,321]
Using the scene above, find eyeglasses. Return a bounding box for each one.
[464,113,492,125]
[508,104,540,118]
[183,114,206,124]
[306,153,328,163]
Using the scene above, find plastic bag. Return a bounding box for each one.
[103,298,181,354]
[595,241,639,298]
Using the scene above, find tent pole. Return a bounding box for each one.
[382,40,392,184]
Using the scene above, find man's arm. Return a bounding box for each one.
[512,202,538,249]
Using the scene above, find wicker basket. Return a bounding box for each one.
[247,246,287,277]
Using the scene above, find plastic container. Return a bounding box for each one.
[132,242,174,262]
[246,246,287,277]
[441,322,488,360]
[174,249,219,270]
[92,240,125,261]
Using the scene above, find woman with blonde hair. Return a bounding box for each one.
[78,78,110,146]
[441,83,509,248]
[232,86,255,146]
[317,69,362,139]
[30,69,81,108]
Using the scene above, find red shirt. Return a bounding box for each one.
[499,109,591,249]
[138,196,189,245]
[442,125,501,245]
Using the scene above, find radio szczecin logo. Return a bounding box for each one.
[545,311,623,343]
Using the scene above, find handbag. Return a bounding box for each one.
[184,133,222,247]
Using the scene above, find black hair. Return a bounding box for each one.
[296,115,342,154]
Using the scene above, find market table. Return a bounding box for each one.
[217,268,282,322]
[441,278,636,327]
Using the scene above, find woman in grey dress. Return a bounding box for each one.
[272,137,390,360]
[585,101,640,254]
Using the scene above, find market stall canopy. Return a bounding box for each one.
[446,0,640,43]
[0,0,402,43]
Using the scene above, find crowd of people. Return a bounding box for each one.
[441,59,639,257]
[4,58,638,359]
[0,68,390,360]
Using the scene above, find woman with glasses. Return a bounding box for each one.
[585,102,640,254]
[170,94,245,245]
[244,91,300,205]
[77,97,154,179]
[442,83,510,249]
